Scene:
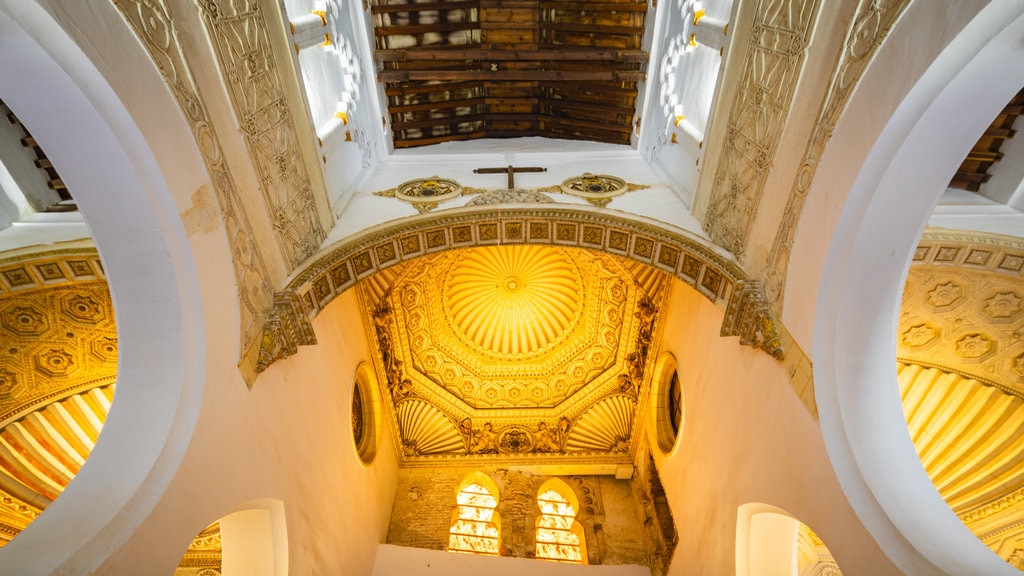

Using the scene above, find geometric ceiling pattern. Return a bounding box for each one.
[899,230,1024,569]
[358,245,670,467]
[900,231,1024,397]
[0,248,116,547]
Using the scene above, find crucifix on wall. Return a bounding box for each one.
[473,165,547,189]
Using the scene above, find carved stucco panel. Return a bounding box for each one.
[762,0,912,312]
[113,0,276,371]
[703,0,824,256]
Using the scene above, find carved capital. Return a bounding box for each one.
[721,281,785,360]
[246,291,317,383]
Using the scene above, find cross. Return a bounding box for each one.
[473,165,547,189]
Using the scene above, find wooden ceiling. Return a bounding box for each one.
[949,88,1024,192]
[371,0,649,149]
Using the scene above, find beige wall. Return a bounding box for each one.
[652,280,900,575]
[93,289,399,574]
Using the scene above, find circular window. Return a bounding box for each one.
[351,362,379,465]
[652,352,684,454]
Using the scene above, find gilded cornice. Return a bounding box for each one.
[265,207,787,375]
[898,230,1024,398]
[763,0,912,312]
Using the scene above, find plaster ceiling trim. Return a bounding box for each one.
[280,205,784,361]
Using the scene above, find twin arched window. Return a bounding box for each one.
[447,474,586,564]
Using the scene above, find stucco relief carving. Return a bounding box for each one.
[762,0,912,310]
[704,0,824,255]
[113,0,277,382]
[197,0,328,269]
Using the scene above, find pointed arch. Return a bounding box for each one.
[535,478,587,564]
[448,472,501,556]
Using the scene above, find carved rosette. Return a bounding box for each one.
[560,174,633,207]
[375,177,464,213]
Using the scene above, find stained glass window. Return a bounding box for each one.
[448,483,500,556]
[536,488,584,563]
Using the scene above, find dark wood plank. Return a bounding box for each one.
[379,69,645,81]
[375,47,647,62]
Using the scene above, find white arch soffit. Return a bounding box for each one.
[220,499,289,576]
[0,2,204,574]
[815,3,1024,575]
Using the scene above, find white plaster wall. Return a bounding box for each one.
[90,288,400,575]
[373,543,649,576]
[650,280,901,575]
[331,138,706,245]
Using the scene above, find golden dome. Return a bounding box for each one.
[445,245,582,357]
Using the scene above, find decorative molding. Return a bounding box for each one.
[762,0,912,310]
[198,0,329,270]
[373,177,464,213]
[288,207,741,310]
[112,0,276,382]
[704,0,823,255]
[720,281,785,360]
[465,189,556,206]
[261,208,785,376]
[0,249,118,426]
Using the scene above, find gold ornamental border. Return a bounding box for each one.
[266,206,785,373]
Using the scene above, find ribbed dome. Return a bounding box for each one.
[445,245,582,357]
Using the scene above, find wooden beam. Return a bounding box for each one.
[539,22,645,36]
[375,47,648,62]
[391,114,486,131]
[388,97,484,114]
[537,114,633,134]
[393,131,487,148]
[385,81,481,97]
[539,98,636,117]
[375,21,478,36]
[371,1,480,14]
[540,1,649,12]
[379,69,645,82]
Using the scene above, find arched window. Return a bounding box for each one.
[448,475,500,556]
[535,479,587,564]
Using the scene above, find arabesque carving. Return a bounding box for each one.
[762,0,912,311]
[197,0,328,269]
[704,0,823,255]
[112,0,276,382]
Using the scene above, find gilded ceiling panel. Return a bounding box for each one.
[899,232,1024,397]
[358,244,670,466]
